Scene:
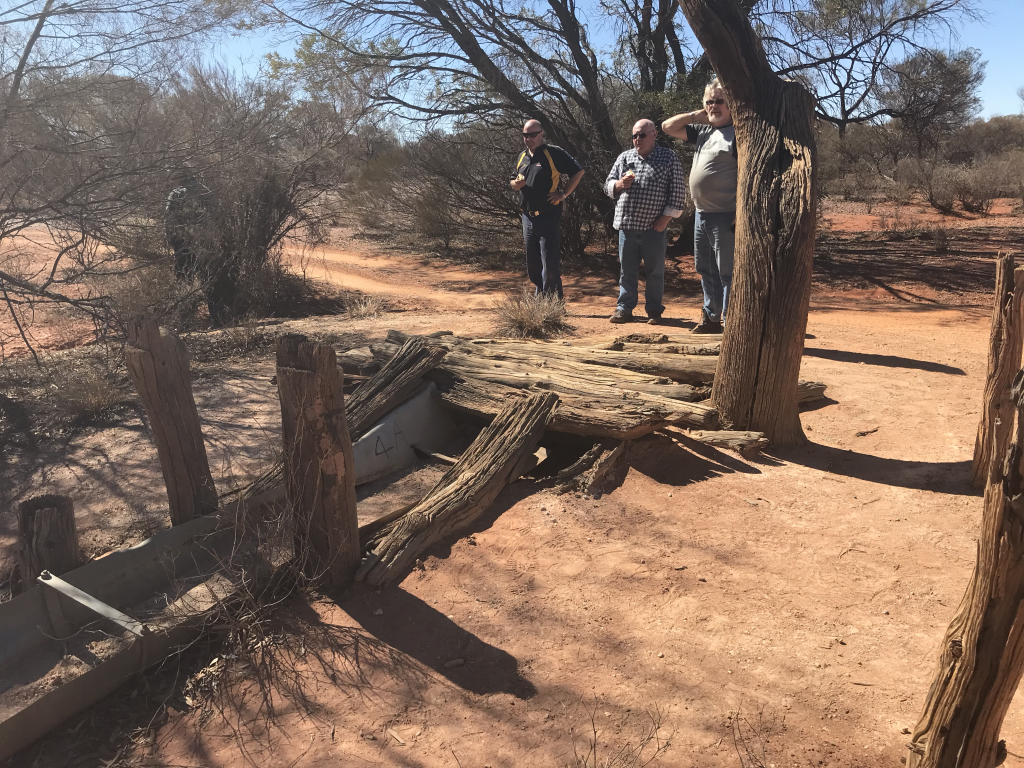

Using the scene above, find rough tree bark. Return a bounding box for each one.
[907,368,1024,767]
[125,317,217,526]
[276,334,360,590]
[676,0,817,447]
[972,253,1023,489]
[16,494,81,593]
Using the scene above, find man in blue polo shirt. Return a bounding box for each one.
[510,120,585,299]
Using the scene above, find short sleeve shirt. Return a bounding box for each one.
[686,124,738,213]
[514,144,583,214]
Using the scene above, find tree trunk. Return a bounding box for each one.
[357,392,558,586]
[972,253,1023,488]
[908,368,1024,768]
[677,0,817,447]
[276,334,360,590]
[16,494,80,593]
[125,317,217,526]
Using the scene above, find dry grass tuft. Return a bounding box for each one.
[347,293,388,319]
[493,288,572,339]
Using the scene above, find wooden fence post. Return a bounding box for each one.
[275,334,359,590]
[125,317,217,526]
[908,368,1024,767]
[972,252,1024,488]
[17,494,81,593]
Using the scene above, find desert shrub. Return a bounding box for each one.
[46,352,132,420]
[898,158,957,213]
[953,163,996,214]
[493,288,572,339]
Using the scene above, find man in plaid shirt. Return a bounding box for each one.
[604,119,687,324]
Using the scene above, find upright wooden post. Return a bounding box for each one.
[16,494,81,593]
[908,368,1024,768]
[275,334,359,589]
[125,317,217,526]
[972,252,1023,488]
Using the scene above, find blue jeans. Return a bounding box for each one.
[616,228,667,317]
[694,210,735,321]
[522,208,563,299]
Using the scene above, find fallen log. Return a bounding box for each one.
[426,364,718,431]
[686,430,769,455]
[346,338,449,442]
[554,439,630,495]
[357,392,559,586]
[614,332,723,345]
[797,380,827,403]
[426,368,713,438]
[597,341,721,356]
[385,330,718,385]
[441,349,709,402]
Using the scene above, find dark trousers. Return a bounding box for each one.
[521,207,563,299]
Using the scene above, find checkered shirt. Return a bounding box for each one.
[604,145,687,231]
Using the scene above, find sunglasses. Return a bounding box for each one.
[705,98,726,106]
[631,131,650,140]
[522,130,543,138]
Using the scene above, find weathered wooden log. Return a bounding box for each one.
[908,368,1024,767]
[687,430,769,455]
[385,330,718,385]
[357,392,559,586]
[440,349,711,402]
[972,253,1024,488]
[614,332,723,345]
[16,495,81,594]
[597,341,721,356]
[346,338,448,442]
[276,335,359,590]
[426,365,718,433]
[125,317,217,526]
[372,340,707,402]
[797,380,827,403]
[554,439,630,495]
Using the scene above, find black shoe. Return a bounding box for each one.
[691,311,723,334]
[647,314,666,325]
[610,308,633,324]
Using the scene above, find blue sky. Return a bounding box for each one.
[957,0,1023,117]
[218,0,1024,118]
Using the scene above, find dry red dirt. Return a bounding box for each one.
[4,206,1024,767]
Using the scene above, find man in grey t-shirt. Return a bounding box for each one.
[663,79,738,334]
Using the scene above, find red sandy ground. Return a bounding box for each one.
[3,202,1024,768]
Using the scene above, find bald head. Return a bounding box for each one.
[522,119,545,151]
[631,118,657,157]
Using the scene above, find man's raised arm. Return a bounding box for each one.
[662,109,709,139]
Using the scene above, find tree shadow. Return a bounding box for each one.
[803,347,966,375]
[774,442,975,495]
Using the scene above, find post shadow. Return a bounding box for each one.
[802,347,966,375]
[339,585,537,699]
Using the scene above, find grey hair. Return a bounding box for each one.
[704,78,725,100]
